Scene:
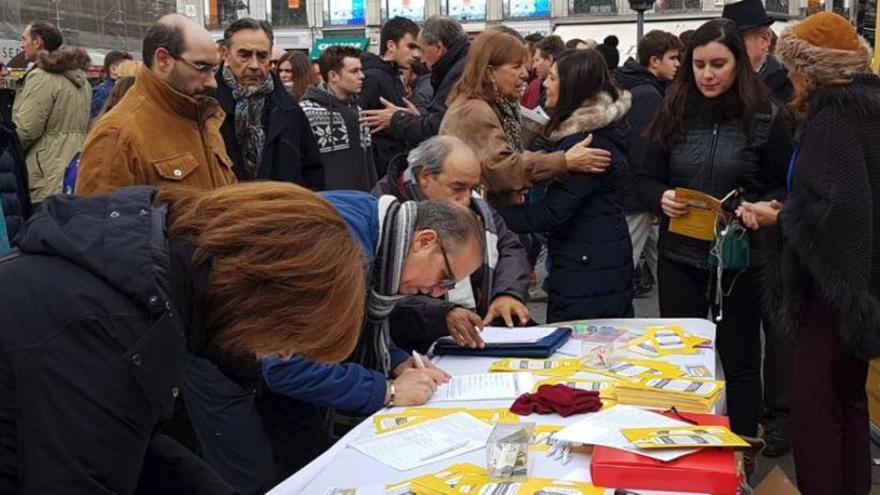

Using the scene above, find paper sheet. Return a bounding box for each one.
[552,405,699,462]
[430,372,534,402]
[348,412,492,471]
[479,326,558,344]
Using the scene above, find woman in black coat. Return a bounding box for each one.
[737,13,880,495]
[499,49,634,323]
[0,114,29,246]
[635,19,792,440]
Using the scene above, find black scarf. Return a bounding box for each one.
[431,38,469,91]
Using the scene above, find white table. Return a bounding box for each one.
[268,318,722,495]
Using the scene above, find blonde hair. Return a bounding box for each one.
[157,182,366,363]
[115,60,143,78]
[448,30,529,104]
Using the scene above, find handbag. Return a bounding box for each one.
[708,190,750,321]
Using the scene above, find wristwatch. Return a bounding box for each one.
[384,380,396,408]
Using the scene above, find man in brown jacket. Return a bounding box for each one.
[76,14,236,196]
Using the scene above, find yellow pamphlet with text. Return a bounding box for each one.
[621,425,750,449]
[489,358,581,377]
[668,188,722,241]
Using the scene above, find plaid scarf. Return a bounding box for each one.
[221,66,274,179]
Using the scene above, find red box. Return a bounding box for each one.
[590,411,740,495]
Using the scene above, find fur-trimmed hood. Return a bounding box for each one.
[548,90,632,142]
[35,47,91,87]
[777,25,872,85]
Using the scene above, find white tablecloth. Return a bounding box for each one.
[268,318,722,495]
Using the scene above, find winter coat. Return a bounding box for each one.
[360,52,409,177]
[0,118,30,241]
[371,167,531,353]
[0,187,234,494]
[760,55,795,104]
[213,71,324,189]
[12,47,92,203]
[411,72,434,114]
[90,77,115,120]
[262,191,408,414]
[636,99,792,269]
[77,66,237,196]
[499,92,635,323]
[615,57,666,213]
[769,74,880,359]
[440,96,568,199]
[389,39,469,146]
[300,84,378,191]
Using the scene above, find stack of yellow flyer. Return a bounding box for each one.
[614,378,724,413]
[488,358,581,377]
[372,407,518,434]
[621,425,749,449]
[532,376,617,401]
[450,475,603,495]
[410,463,487,495]
[626,324,709,357]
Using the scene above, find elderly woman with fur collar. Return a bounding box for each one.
[737,13,880,495]
[497,49,634,323]
[439,30,612,206]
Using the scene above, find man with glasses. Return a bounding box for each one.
[212,18,324,188]
[373,135,532,353]
[261,192,484,474]
[77,14,236,195]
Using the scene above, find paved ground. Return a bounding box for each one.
[525,271,880,491]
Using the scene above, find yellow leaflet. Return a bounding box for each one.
[621,425,750,449]
[532,377,616,400]
[489,358,581,376]
[599,359,684,380]
[617,377,723,397]
[411,463,487,495]
[373,408,518,434]
[452,476,603,495]
[627,325,708,357]
[668,187,722,241]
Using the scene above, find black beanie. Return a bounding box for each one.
[597,42,619,69]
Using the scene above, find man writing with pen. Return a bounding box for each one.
[260,190,486,474]
[373,135,533,353]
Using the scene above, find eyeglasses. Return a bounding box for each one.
[172,54,219,76]
[437,238,457,291]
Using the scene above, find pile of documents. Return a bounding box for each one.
[372,407,519,434]
[532,376,616,401]
[585,358,684,380]
[613,378,725,413]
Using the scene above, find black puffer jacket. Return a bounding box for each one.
[0,116,29,242]
[361,52,409,177]
[0,187,232,494]
[389,39,469,146]
[615,57,666,213]
[637,96,793,269]
[770,74,880,359]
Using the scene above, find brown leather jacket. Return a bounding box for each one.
[76,67,237,196]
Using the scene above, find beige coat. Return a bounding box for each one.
[76,67,237,197]
[13,47,92,203]
[440,96,568,194]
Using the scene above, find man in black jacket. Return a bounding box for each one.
[213,18,324,189]
[361,16,421,177]
[615,30,681,296]
[372,135,531,353]
[362,15,469,157]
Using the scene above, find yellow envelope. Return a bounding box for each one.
[621,425,750,449]
[668,188,722,241]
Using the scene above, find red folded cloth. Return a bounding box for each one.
[509,384,602,417]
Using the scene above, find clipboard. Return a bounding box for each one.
[432,327,572,358]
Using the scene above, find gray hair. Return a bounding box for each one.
[419,15,466,49]
[414,200,485,254]
[407,135,468,177]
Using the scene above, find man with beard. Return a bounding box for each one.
[77,14,237,195]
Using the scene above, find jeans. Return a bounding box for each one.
[657,256,763,437]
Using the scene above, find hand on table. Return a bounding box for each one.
[446,307,485,348]
[661,189,689,218]
[483,295,529,327]
[736,200,782,230]
[391,368,449,406]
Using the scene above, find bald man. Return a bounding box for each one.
[76,14,236,195]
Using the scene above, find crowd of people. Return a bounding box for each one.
[0,1,878,493]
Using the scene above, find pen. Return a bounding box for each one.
[412,350,426,369]
[419,440,469,462]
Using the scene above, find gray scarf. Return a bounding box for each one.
[222,66,274,179]
[494,97,524,153]
[355,196,417,375]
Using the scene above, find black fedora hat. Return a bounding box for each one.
[721,0,775,31]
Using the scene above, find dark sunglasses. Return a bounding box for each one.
[437,238,457,291]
